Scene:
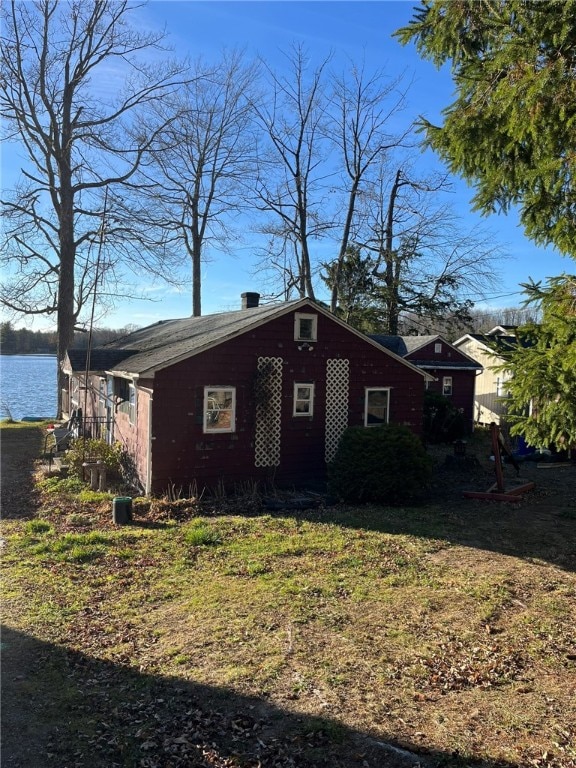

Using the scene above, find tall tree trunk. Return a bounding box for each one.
[383,169,402,334]
[56,125,76,418]
[57,204,76,418]
[191,195,202,316]
[330,178,360,313]
[297,175,316,300]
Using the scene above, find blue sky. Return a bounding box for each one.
[2,0,572,330]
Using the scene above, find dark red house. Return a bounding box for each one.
[369,334,482,434]
[62,295,429,495]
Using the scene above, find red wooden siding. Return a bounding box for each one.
[115,387,151,490]
[404,340,477,434]
[147,310,425,494]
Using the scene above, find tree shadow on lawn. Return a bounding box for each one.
[1,623,524,768]
[267,458,576,574]
[0,425,45,520]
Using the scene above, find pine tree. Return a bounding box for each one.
[395,0,576,256]
[498,276,576,451]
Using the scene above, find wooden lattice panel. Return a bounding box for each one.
[254,356,283,467]
[325,358,349,462]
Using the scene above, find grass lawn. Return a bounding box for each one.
[2,423,576,767]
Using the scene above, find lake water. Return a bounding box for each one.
[0,355,58,421]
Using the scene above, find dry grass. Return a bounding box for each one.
[2,424,576,767]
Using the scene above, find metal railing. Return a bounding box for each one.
[79,416,109,440]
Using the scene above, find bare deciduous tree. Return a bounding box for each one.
[253,45,333,300]
[364,165,503,334]
[327,62,411,312]
[133,50,258,316]
[1,0,186,414]
[324,163,504,334]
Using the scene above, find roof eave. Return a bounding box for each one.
[105,369,141,380]
[415,364,483,371]
[454,334,505,357]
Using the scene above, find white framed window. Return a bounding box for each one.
[294,313,317,342]
[442,376,453,396]
[70,376,80,407]
[496,376,509,397]
[434,343,442,353]
[204,387,236,433]
[128,383,137,425]
[293,383,314,416]
[98,377,106,419]
[364,388,390,427]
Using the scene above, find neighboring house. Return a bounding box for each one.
[454,326,519,426]
[62,294,429,495]
[369,334,482,434]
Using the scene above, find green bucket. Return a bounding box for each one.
[112,496,132,524]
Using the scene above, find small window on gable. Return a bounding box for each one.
[204,387,236,433]
[294,313,317,342]
[293,383,314,416]
[442,376,453,396]
[434,343,442,353]
[364,388,390,427]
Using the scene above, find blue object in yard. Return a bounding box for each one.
[22,416,53,422]
[516,436,533,456]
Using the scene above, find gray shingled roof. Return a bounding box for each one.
[66,348,137,373]
[98,300,306,375]
[368,335,408,356]
[401,335,440,354]
[370,334,481,370]
[62,299,431,379]
[370,334,440,356]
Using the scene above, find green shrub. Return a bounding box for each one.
[77,489,113,503]
[24,519,53,535]
[423,391,467,443]
[328,424,432,505]
[183,520,222,547]
[38,476,86,495]
[65,439,124,483]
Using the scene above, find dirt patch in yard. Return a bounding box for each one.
[426,439,576,572]
[0,423,45,518]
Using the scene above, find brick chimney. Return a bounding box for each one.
[241,292,260,309]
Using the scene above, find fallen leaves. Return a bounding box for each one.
[416,638,526,692]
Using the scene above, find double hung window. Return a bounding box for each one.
[364,388,390,426]
[293,383,314,416]
[204,387,236,433]
[128,383,137,424]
